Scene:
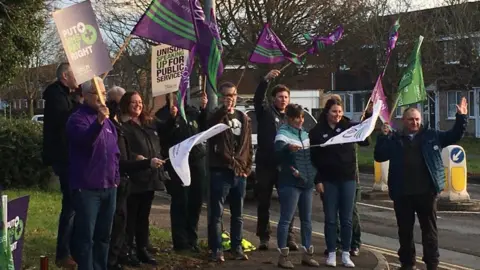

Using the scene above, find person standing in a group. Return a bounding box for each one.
[274,104,318,269]
[120,91,168,266]
[206,82,253,262]
[106,86,126,120]
[67,78,119,270]
[309,98,371,268]
[42,62,78,268]
[157,92,208,253]
[374,98,468,270]
[254,69,298,251]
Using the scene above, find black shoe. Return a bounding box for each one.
[191,244,201,253]
[147,243,159,254]
[350,247,360,257]
[399,265,417,270]
[287,241,299,251]
[232,250,248,260]
[209,250,225,262]
[107,263,123,270]
[137,248,157,266]
[258,239,269,250]
[120,251,140,267]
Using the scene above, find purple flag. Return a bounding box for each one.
[189,0,223,95]
[371,76,390,123]
[304,25,344,55]
[249,24,302,65]
[176,45,196,121]
[131,0,196,50]
[386,19,400,56]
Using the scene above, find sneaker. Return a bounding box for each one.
[232,250,249,260]
[326,252,336,267]
[341,251,355,267]
[350,248,360,257]
[209,250,225,262]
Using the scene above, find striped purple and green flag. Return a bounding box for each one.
[131,0,196,50]
[176,45,197,121]
[0,195,14,270]
[304,25,344,55]
[249,23,303,65]
[189,0,223,95]
[386,19,400,56]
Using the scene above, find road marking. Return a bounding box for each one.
[155,193,473,270]
[357,202,480,215]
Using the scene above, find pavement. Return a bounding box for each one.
[150,195,388,270]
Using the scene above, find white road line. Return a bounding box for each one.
[357,202,480,215]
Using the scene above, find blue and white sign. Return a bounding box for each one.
[450,147,465,163]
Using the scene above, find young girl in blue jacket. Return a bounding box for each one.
[274,104,318,269]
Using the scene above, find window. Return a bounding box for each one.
[36,99,45,109]
[395,106,404,118]
[336,94,351,113]
[443,40,460,64]
[353,93,366,112]
[447,90,474,118]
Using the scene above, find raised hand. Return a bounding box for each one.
[264,69,281,81]
[456,97,468,115]
[200,92,208,109]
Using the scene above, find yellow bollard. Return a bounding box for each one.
[372,161,389,192]
[439,145,470,201]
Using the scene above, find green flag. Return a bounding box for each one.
[0,196,14,270]
[396,35,427,107]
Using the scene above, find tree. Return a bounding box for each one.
[0,0,47,88]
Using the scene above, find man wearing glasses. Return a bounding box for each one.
[66,77,120,270]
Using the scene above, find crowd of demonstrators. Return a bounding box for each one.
[206,82,254,262]
[375,98,468,270]
[41,63,78,268]
[157,93,208,253]
[309,98,371,268]
[254,69,298,251]
[274,104,318,268]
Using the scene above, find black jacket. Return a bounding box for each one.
[309,116,370,183]
[253,80,287,167]
[122,119,166,193]
[156,105,206,164]
[42,81,75,166]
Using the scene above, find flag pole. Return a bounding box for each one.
[279,51,307,72]
[101,35,133,80]
[236,60,249,86]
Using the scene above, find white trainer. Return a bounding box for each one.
[342,251,355,267]
[326,252,336,267]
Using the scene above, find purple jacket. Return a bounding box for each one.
[66,104,120,190]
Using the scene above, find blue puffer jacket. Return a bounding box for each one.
[274,124,316,189]
[374,114,467,201]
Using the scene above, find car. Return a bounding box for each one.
[240,108,318,195]
[31,114,44,123]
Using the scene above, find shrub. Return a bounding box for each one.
[0,118,52,188]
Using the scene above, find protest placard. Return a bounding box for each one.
[151,44,190,97]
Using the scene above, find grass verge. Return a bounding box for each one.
[3,189,206,270]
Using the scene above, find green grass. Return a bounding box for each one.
[3,189,204,270]
[357,133,480,175]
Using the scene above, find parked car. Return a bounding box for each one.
[31,114,44,123]
[240,108,318,194]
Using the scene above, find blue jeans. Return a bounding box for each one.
[52,164,75,261]
[277,186,313,249]
[208,169,246,253]
[323,180,356,252]
[71,188,117,270]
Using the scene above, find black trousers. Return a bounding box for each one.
[126,191,155,250]
[255,166,295,242]
[166,161,206,249]
[393,193,439,268]
[108,180,129,265]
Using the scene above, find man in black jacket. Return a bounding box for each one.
[42,62,78,268]
[254,69,298,251]
[157,92,208,252]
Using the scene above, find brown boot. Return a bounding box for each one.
[55,256,76,269]
[277,247,294,269]
[301,246,319,267]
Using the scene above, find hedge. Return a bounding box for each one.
[0,118,52,188]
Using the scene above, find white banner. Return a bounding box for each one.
[169,124,230,186]
[151,44,190,97]
[320,100,382,147]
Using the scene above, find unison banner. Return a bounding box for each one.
[151,44,190,97]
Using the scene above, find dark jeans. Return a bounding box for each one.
[126,191,155,250]
[323,180,356,252]
[333,186,362,249]
[166,162,205,249]
[108,181,129,266]
[52,164,75,262]
[256,166,295,242]
[393,193,439,268]
[277,185,312,248]
[208,169,246,253]
[71,188,117,270]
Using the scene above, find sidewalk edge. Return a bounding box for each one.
[370,248,389,270]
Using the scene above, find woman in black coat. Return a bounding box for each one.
[108,116,164,269]
[118,91,168,266]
